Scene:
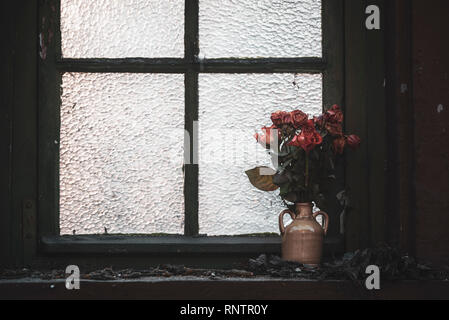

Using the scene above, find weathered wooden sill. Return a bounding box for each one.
[33,235,345,269]
[40,235,343,255]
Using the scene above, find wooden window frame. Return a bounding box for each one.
[36,0,346,265]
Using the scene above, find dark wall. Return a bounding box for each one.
[0,1,14,267]
[412,0,449,265]
[0,1,38,267]
[386,0,449,265]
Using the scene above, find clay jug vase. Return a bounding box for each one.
[279,202,329,266]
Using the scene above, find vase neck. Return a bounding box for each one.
[295,202,313,218]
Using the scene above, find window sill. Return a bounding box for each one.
[37,235,343,269]
[40,234,343,255]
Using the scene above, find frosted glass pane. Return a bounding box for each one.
[199,0,321,58]
[59,73,185,235]
[199,73,322,235]
[61,0,184,58]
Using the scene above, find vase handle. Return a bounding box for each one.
[313,211,329,235]
[279,209,295,236]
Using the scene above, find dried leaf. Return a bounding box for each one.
[245,167,279,191]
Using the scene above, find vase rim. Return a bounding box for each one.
[295,202,313,207]
[294,202,314,218]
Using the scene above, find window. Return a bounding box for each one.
[38,0,344,258]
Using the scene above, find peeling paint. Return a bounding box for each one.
[39,9,56,61]
[400,83,408,93]
[39,33,47,60]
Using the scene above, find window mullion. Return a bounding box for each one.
[184,0,199,236]
[322,0,345,238]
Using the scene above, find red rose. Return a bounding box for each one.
[255,125,280,147]
[271,111,287,127]
[303,119,315,128]
[290,110,308,128]
[346,134,361,149]
[281,112,293,125]
[325,122,343,136]
[324,104,344,124]
[333,136,346,154]
[288,121,322,153]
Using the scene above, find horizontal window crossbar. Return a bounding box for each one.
[199,58,325,73]
[40,235,342,255]
[56,57,326,74]
[57,58,187,73]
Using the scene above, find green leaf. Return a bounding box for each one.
[283,192,297,203]
[273,173,289,185]
[314,193,327,211]
[245,167,279,192]
[279,183,290,196]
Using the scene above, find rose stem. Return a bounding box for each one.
[305,152,309,187]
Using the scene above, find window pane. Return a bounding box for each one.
[61,0,184,58]
[59,73,185,235]
[199,73,322,235]
[199,0,321,58]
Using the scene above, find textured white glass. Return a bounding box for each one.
[199,0,322,58]
[199,73,322,235]
[59,73,185,235]
[61,0,184,58]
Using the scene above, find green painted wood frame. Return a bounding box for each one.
[33,0,376,267]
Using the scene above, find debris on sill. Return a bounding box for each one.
[245,244,449,282]
[0,244,447,282]
[0,266,254,281]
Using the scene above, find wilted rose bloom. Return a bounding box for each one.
[333,136,346,154]
[324,104,344,124]
[291,110,308,128]
[325,121,343,136]
[254,125,279,146]
[288,121,322,153]
[346,134,361,148]
[281,112,293,125]
[271,111,287,127]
